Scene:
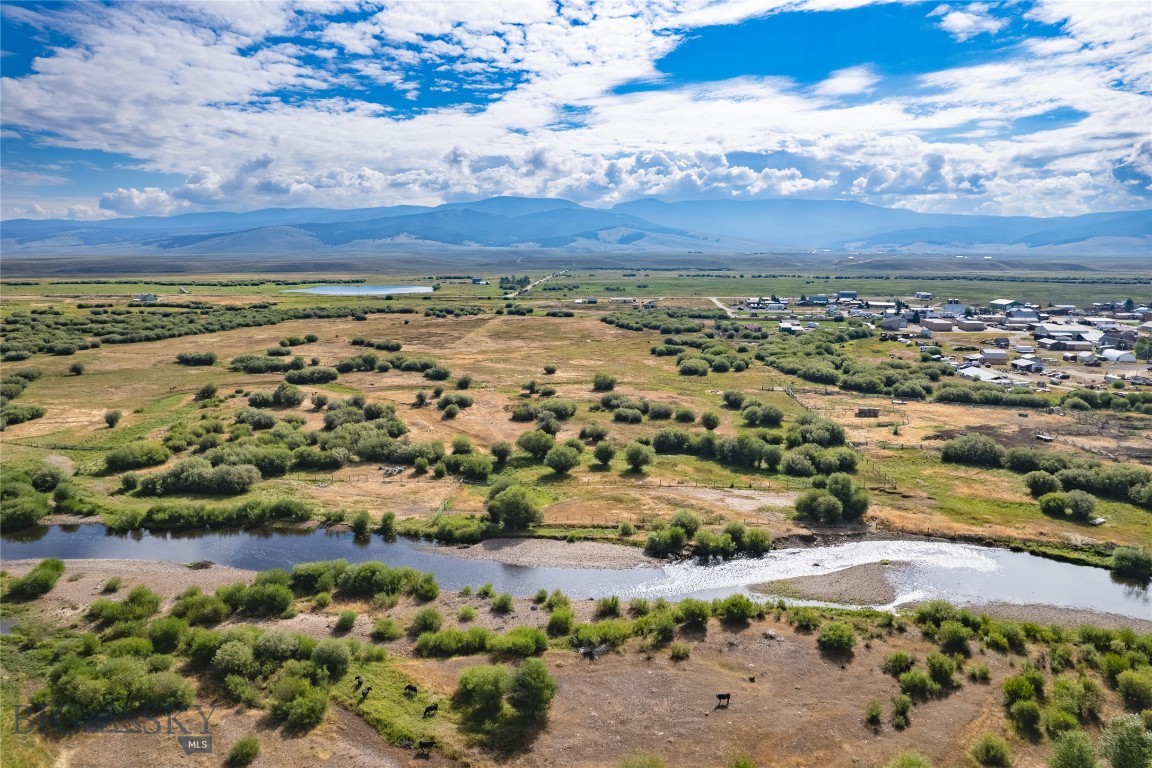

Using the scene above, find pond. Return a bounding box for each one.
[282,285,433,296]
[1,526,1147,620]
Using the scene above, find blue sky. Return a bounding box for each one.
[1,0,1149,220]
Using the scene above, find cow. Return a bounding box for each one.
[716,693,731,708]
[423,703,438,718]
[416,739,435,757]
[404,684,418,696]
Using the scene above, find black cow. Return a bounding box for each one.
[416,739,435,757]
[360,686,372,700]
[353,675,364,690]
[423,703,438,718]
[404,684,418,696]
[716,693,731,708]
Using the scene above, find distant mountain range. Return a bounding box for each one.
[3,196,1149,258]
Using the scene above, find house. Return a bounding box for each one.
[989,299,1023,312]
[880,316,908,331]
[1015,344,1035,354]
[1077,351,1098,365]
[811,294,829,305]
[1011,358,1045,373]
[914,291,933,301]
[1100,349,1137,363]
[982,349,1010,365]
[922,318,954,332]
[955,319,986,331]
[133,293,159,303]
[837,290,857,300]
[1005,308,1040,322]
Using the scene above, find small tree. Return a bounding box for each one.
[491,440,513,465]
[544,446,580,475]
[1064,490,1096,520]
[1038,492,1068,516]
[69,362,85,376]
[487,486,541,530]
[700,411,720,430]
[104,410,122,428]
[1100,714,1152,768]
[453,665,508,723]
[623,442,655,472]
[516,429,555,461]
[593,441,616,467]
[507,657,557,719]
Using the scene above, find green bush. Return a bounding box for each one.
[816,621,856,655]
[7,558,65,600]
[1008,699,1042,733]
[335,610,356,633]
[596,595,622,618]
[936,620,973,655]
[900,668,941,700]
[925,652,957,688]
[669,641,691,661]
[104,441,171,472]
[507,657,557,718]
[371,618,402,642]
[864,699,883,727]
[790,607,820,632]
[312,639,351,679]
[883,651,916,677]
[677,598,711,628]
[547,608,574,636]
[227,737,260,767]
[1048,730,1099,768]
[887,755,932,768]
[409,607,443,636]
[453,665,508,722]
[491,593,515,614]
[482,626,545,658]
[970,733,1011,766]
[967,662,991,683]
[1117,669,1152,711]
[1112,546,1152,579]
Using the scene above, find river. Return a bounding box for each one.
[1,525,1148,620]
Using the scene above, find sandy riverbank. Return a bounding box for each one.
[422,537,660,569]
[752,562,902,605]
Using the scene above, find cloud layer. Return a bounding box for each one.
[1,0,1149,219]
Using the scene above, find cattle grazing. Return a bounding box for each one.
[577,643,609,661]
[404,684,418,695]
[353,675,364,690]
[360,686,372,699]
[747,676,756,683]
[416,739,435,757]
[716,693,731,708]
[423,703,439,718]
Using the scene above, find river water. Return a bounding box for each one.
[283,285,433,295]
[1,525,1147,619]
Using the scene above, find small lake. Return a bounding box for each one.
[2,526,1148,620]
[283,285,433,296]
